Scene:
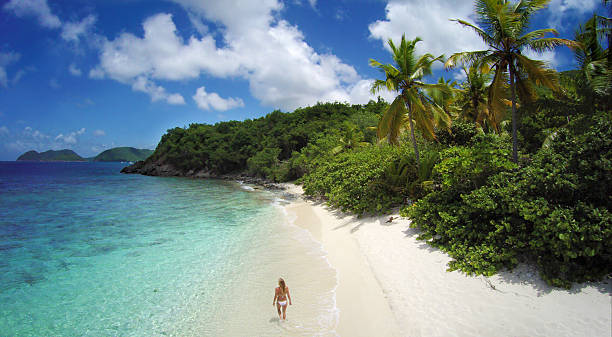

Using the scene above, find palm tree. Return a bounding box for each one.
[574,14,609,108]
[455,65,509,132]
[445,0,580,162]
[370,35,451,166]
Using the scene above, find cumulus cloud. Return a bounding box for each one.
[55,127,85,145]
[5,126,90,153]
[92,2,386,110]
[61,15,96,42]
[3,0,61,29]
[23,126,49,141]
[369,0,571,69]
[193,86,244,111]
[88,67,105,79]
[93,129,105,136]
[69,63,82,76]
[547,0,598,29]
[97,13,239,82]
[0,51,21,87]
[131,76,186,105]
[346,79,396,105]
[4,0,97,46]
[369,0,487,60]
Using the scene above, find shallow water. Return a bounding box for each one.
[0,162,337,336]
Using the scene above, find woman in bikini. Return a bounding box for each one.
[272,277,292,320]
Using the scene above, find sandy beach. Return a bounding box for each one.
[283,184,611,337]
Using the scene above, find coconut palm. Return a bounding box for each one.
[428,77,459,115]
[445,0,580,162]
[370,35,451,166]
[455,65,509,132]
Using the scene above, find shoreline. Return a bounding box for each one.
[282,184,402,337]
[281,183,611,337]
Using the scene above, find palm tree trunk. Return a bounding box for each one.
[509,66,518,163]
[407,107,420,167]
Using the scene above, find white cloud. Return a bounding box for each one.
[193,86,244,111]
[547,0,598,29]
[69,63,82,76]
[3,0,61,29]
[88,67,105,79]
[453,70,467,81]
[131,76,186,105]
[61,15,96,42]
[167,93,186,105]
[55,133,75,144]
[0,126,9,136]
[369,0,487,60]
[0,51,21,87]
[97,14,238,82]
[93,129,105,136]
[23,126,49,141]
[55,128,85,145]
[308,0,317,9]
[92,3,385,110]
[524,49,559,67]
[346,79,396,105]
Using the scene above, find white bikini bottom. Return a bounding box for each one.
[278,300,287,306]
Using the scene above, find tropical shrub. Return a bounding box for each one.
[302,145,410,215]
[247,148,281,178]
[435,119,479,147]
[404,114,612,287]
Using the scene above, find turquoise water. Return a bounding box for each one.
[0,162,337,336]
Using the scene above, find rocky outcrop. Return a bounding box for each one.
[120,160,284,190]
[120,160,211,177]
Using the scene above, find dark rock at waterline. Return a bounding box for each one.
[120,160,213,178]
[120,160,285,190]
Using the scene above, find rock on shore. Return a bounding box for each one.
[120,160,213,178]
[120,160,284,190]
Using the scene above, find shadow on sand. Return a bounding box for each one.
[402,224,612,296]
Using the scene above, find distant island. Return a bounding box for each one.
[92,147,154,162]
[17,147,153,162]
[17,149,86,162]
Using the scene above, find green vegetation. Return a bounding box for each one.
[136,0,611,287]
[93,147,153,162]
[144,100,387,179]
[17,149,85,161]
[445,0,579,162]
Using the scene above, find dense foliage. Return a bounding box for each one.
[301,144,412,215]
[404,114,611,287]
[146,100,388,178]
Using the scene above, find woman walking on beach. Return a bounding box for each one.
[273,278,292,320]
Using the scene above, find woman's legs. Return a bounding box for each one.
[276,303,282,319]
[281,304,287,320]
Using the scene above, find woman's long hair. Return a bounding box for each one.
[278,278,286,295]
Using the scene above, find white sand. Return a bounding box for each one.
[282,184,611,337]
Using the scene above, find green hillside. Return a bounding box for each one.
[93,147,153,162]
[16,149,86,161]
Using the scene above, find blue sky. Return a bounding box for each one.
[0,0,606,160]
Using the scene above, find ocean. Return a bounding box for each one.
[0,161,337,336]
